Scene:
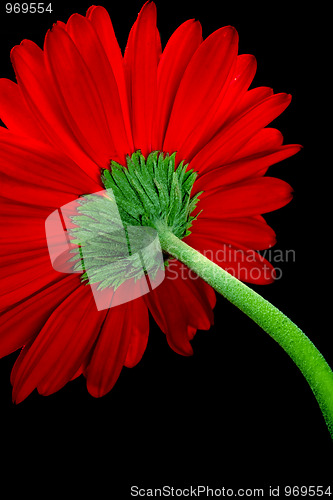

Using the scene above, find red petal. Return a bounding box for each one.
[163,26,238,154]
[1,215,45,255]
[190,93,292,173]
[178,54,257,161]
[86,5,134,150]
[124,2,160,156]
[0,275,79,358]
[198,177,293,218]
[11,285,107,402]
[0,197,50,218]
[231,127,284,160]
[152,19,202,150]
[1,239,46,258]
[195,144,301,192]
[190,216,276,250]
[0,253,65,310]
[228,86,274,122]
[10,40,101,181]
[44,24,117,168]
[65,14,132,163]
[145,262,215,355]
[85,297,148,397]
[0,79,48,142]
[207,54,257,130]
[146,280,193,356]
[0,198,55,258]
[0,131,101,207]
[124,298,149,368]
[173,267,215,329]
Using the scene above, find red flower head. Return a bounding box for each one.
[0,2,301,402]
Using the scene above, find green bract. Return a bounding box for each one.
[102,150,202,239]
[68,151,202,290]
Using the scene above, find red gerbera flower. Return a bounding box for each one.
[0,1,301,403]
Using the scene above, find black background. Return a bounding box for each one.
[0,0,331,494]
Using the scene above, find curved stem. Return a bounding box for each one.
[157,223,333,438]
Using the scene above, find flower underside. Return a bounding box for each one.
[69,151,202,290]
[103,151,202,237]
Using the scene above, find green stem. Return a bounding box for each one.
[157,223,333,438]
